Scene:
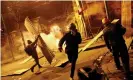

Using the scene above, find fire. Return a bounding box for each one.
[50,25,63,39]
[40,25,64,51]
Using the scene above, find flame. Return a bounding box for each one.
[50,25,63,39]
[40,25,64,51]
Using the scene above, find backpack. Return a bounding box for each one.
[24,45,33,56]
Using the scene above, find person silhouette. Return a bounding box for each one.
[58,23,82,80]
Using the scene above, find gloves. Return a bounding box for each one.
[58,47,63,52]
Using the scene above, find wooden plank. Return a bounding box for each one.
[24,17,37,35]
[79,19,119,53]
[79,30,104,53]
[39,34,55,64]
[24,17,55,64]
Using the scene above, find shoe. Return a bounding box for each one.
[30,67,34,72]
[58,61,69,68]
[39,65,42,68]
[35,71,41,75]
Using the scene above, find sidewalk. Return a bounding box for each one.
[1,38,104,75]
[1,39,107,80]
[101,50,133,80]
[1,38,133,80]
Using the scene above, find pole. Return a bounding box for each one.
[80,1,88,38]
[75,0,88,39]
[104,0,109,19]
[121,0,132,37]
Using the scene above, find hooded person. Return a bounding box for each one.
[58,23,82,80]
[102,18,131,79]
[25,35,42,74]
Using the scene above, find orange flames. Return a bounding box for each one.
[40,25,64,51]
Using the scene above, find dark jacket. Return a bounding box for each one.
[103,23,126,50]
[25,37,39,56]
[59,30,82,52]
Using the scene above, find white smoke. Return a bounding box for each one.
[40,25,63,51]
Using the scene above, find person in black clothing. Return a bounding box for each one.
[102,18,130,79]
[26,35,42,73]
[58,23,82,80]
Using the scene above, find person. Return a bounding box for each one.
[102,18,131,79]
[58,23,82,80]
[25,35,42,73]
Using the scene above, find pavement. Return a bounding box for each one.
[101,50,133,80]
[1,38,133,80]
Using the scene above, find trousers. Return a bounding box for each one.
[112,42,130,76]
[66,50,78,78]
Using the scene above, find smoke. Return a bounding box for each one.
[25,16,64,52]
[40,25,64,51]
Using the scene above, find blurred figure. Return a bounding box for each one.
[102,18,131,79]
[58,23,82,80]
[25,35,42,74]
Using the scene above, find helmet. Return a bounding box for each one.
[102,18,110,24]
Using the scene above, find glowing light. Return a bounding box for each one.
[66,25,70,32]
[40,25,64,51]
[51,25,61,33]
